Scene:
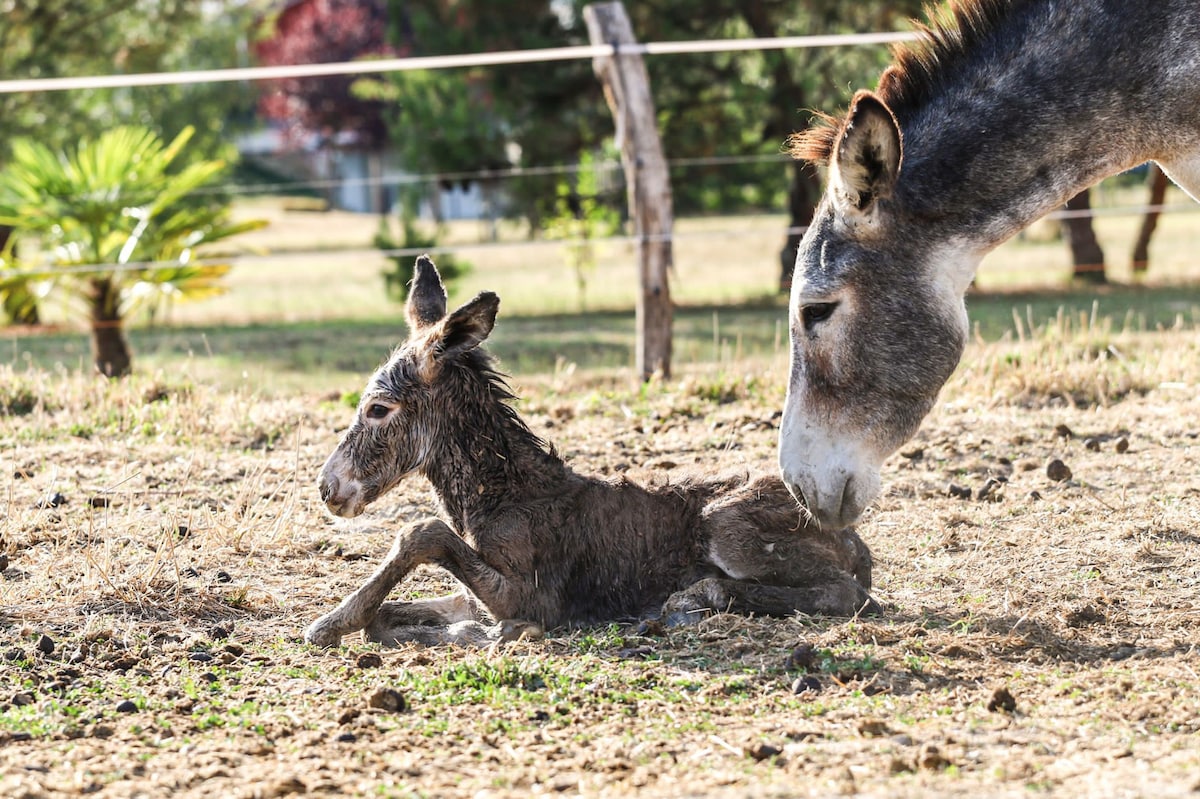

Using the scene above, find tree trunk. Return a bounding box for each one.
[1062,188,1106,284]
[585,1,674,381]
[0,224,40,326]
[1131,163,1169,275]
[736,1,820,293]
[779,161,822,292]
[89,278,132,377]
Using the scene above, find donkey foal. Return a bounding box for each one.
[306,256,878,648]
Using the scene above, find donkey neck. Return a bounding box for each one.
[891,1,1195,252]
[421,365,568,527]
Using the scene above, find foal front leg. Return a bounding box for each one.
[305,518,440,647]
[305,517,525,647]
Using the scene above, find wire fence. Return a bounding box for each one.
[1,25,1197,290]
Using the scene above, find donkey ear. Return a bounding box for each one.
[406,254,448,330]
[831,90,902,216]
[436,291,500,358]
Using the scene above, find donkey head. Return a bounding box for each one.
[319,255,499,518]
[779,91,975,528]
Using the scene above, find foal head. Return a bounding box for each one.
[319,256,499,518]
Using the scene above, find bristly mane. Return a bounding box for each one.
[788,0,1025,164]
[458,348,555,459]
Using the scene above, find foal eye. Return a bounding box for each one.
[365,403,392,420]
[801,302,838,332]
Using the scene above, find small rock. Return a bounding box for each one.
[89,496,111,508]
[747,741,783,761]
[209,624,231,641]
[1084,437,1101,452]
[889,757,914,774]
[36,634,55,655]
[785,643,816,671]
[367,687,407,713]
[11,692,34,707]
[215,570,233,583]
[1046,458,1072,482]
[1115,436,1130,454]
[947,483,972,500]
[115,700,138,713]
[857,718,890,737]
[261,777,306,798]
[0,554,8,572]
[917,743,951,770]
[1053,424,1073,439]
[176,525,191,539]
[987,686,1017,713]
[335,732,357,743]
[791,675,822,695]
[337,708,361,725]
[188,651,213,663]
[90,724,115,739]
[977,477,1005,502]
[37,492,68,509]
[1027,490,1043,501]
[1064,604,1106,627]
[355,652,383,669]
[4,648,24,662]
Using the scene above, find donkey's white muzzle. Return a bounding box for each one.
[778,414,881,529]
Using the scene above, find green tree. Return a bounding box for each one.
[0,126,266,377]
[544,150,621,311]
[0,2,259,323]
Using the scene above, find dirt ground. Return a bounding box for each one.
[2,333,1200,798]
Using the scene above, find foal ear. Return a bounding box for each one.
[437,291,500,358]
[406,254,448,330]
[831,90,902,217]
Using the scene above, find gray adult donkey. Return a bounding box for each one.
[307,256,877,648]
[780,0,1200,529]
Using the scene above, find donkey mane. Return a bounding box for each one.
[789,0,1026,164]
[448,348,555,460]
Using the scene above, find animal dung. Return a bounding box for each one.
[1045,459,1072,482]
[366,687,407,713]
[986,686,1017,713]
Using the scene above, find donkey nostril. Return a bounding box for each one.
[320,476,339,503]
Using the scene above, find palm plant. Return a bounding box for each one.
[0,126,265,377]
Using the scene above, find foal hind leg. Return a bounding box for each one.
[366,609,545,648]
[659,575,880,627]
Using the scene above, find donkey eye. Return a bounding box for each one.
[801,302,838,332]
[365,403,392,420]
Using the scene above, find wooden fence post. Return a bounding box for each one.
[584,1,674,380]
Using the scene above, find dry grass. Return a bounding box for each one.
[2,324,1200,798]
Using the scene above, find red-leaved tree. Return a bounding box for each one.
[256,0,398,147]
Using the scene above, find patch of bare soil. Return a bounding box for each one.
[2,361,1199,798]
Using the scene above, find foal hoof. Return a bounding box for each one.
[497,619,544,643]
[304,618,344,649]
[857,595,884,617]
